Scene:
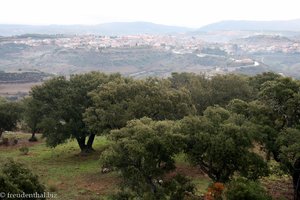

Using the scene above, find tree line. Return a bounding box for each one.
[1,71,299,199]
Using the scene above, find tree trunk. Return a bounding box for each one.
[76,134,96,155]
[86,133,96,151]
[273,150,281,162]
[29,131,38,142]
[293,158,300,200]
[76,137,87,152]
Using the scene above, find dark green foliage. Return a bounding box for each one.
[258,77,300,176]
[163,174,195,200]
[227,99,281,161]
[0,101,23,137]
[260,77,300,128]
[102,118,193,199]
[84,78,195,134]
[30,72,120,152]
[225,178,272,200]
[249,72,281,91]
[209,74,253,106]
[179,106,268,182]
[276,128,300,174]
[22,97,43,141]
[18,71,300,197]
[0,160,45,199]
[0,173,20,193]
[169,73,253,114]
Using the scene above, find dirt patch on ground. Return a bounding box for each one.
[0,82,41,95]
[80,174,120,194]
[263,178,294,200]
[70,173,121,200]
[0,137,43,150]
[165,163,207,181]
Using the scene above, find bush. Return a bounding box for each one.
[13,138,18,145]
[0,160,45,197]
[0,173,20,193]
[225,178,271,200]
[164,174,195,200]
[0,137,9,146]
[19,146,29,155]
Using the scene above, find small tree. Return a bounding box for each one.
[276,128,300,199]
[179,106,268,182]
[0,101,22,138]
[227,99,282,161]
[102,118,192,199]
[23,97,42,142]
[30,72,120,153]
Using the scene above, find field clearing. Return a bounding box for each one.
[0,82,41,95]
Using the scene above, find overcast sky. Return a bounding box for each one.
[1,0,299,28]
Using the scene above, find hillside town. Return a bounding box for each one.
[3,33,300,55]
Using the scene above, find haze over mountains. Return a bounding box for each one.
[1,19,300,36]
[0,22,192,36]
[198,19,300,32]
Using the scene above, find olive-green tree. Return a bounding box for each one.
[22,97,43,141]
[169,73,253,114]
[84,78,196,134]
[227,99,281,161]
[102,118,193,199]
[179,106,268,182]
[30,72,120,153]
[0,100,23,138]
[257,77,300,198]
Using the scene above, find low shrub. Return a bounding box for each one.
[19,146,29,155]
[225,178,271,200]
[0,160,45,198]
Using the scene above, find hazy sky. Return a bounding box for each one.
[1,0,300,27]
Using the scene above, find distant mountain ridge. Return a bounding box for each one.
[1,19,300,36]
[0,22,193,36]
[199,19,300,32]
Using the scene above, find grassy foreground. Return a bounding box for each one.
[0,132,211,200]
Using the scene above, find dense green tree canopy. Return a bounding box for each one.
[22,97,43,141]
[178,106,268,182]
[30,72,120,152]
[84,78,196,134]
[227,99,281,161]
[260,77,300,128]
[0,100,23,137]
[102,117,190,199]
[169,73,253,114]
[19,71,300,198]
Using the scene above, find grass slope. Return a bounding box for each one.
[0,132,211,200]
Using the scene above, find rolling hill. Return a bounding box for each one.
[0,22,193,36]
[198,19,300,32]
